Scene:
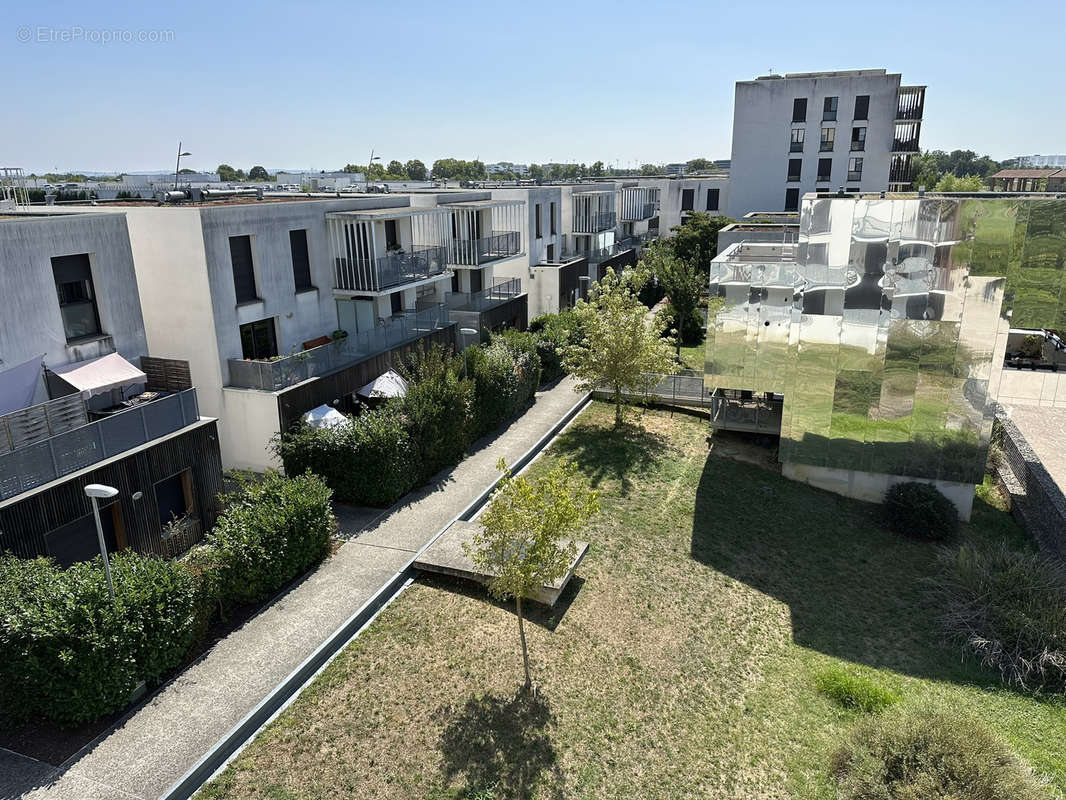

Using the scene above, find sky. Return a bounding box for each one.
[2,0,1063,174]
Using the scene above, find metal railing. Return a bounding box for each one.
[596,373,711,407]
[446,277,523,312]
[450,231,520,266]
[892,138,920,153]
[0,389,200,501]
[227,305,451,391]
[574,211,617,233]
[334,244,448,292]
[621,202,657,222]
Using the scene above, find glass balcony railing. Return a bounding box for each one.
[573,211,617,233]
[446,277,523,312]
[227,305,451,391]
[450,231,520,266]
[621,202,657,222]
[334,244,448,292]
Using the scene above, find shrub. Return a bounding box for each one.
[274,409,418,507]
[205,471,335,607]
[0,552,198,726]
[831,711,1047,800]
[396,344,474,482]
[466,332,542,438]
[931,543,1066,693]
[814,665,900,712]
[530,310,583,383]
[885,481,958,541]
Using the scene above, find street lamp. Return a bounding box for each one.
[459,327,479,379]
[173,141,192,190]
[367,149,381,189]
[85,483,119,600]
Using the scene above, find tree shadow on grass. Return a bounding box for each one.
[548,415,669,495]
[437,687,565,800]
[689,453,1032,692]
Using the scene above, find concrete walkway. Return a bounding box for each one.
[12,377,585,800]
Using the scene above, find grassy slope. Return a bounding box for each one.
[201,403,1065,800]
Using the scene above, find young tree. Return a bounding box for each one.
[564,266,677,427]
[405,159,427,181]
[642,241,704,354]
[669,211,733,273]
[465,459,599,689]
[934,173,987,192]
[386,159,407,178]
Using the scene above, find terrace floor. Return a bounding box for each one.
[199,403,1066,800]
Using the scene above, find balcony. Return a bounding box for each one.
[892,138,920,153]
[0,389,200,501]
[334,245,448,293]
[450,231,521,267]
[896,86,925,121]
[446,277,522,313]
[227,305,451,391]
[573,210,617,234]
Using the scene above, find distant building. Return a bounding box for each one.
[727,69,925,217]
[1015,154,1066,169]
[665,163,688,176]
[988,169,1060,192]
[486,162,529,176]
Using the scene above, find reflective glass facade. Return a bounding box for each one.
[705,194,1066,484]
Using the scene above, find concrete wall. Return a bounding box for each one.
[656,177,731,232]
[728,71,901,217]
[0,212,148,403]
[717,224,798,252]
[782,461,975,521]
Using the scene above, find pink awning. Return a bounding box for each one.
[49,353,147,397]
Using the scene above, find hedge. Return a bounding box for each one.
[529,310,583,383]
[0,471,335,727]
[466,331,541,438]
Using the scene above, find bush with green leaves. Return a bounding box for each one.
[396,343,474,482]
[814,665,900,712]
[205,471,335,608]
[831,711,1047,800]
[529,310,583,383]
[0,551,199,726]
[466,332,541,438]
[273,408,418,507]
[884,481,959,541]
[932,543,1066,693]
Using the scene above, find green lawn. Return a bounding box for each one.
[200,402,1066,800]
[678,341,705,372]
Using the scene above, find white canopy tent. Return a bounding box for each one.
[301,404,351,430]
[356,369,408,400]
[48,353,147,398]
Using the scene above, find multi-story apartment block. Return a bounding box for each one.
[704,192,1066,518]
[0,212,223,564]
[1015,154,1066,169]
[727,69,925,217]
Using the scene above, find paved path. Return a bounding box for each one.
[14,377,585,800]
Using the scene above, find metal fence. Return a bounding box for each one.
[0,389,200,501]
[228,305,452,391]
[597,373,712,407]
[0,393,88,454]
[334,244,448,292]
[450,231,521,266]
[446,277,522,312]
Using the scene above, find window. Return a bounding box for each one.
[155,469,194,527]
[390,291,403,315]
[848,157,863,182]
[229,235,258,304]
[51,254,101,341]
[239,317,277,360]
[817,158,832,182]
[681,188,694,211]
[535,203,542,238]
[792,98,807,123]
[823,96,838,121]
[546,243,555,262]
[470,269,483,293]
[820,127,835,152]
[384,219,399,250]
[706,188,719,211]
[854,94,870,120]
[550,202,557,234]
[784,188,800,212]
[787,159,802,182]
[790,128,805,153]
[851,126,866,151]
[289,229,313,292]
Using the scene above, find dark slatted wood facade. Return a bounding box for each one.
[0,420,224,561]
[141,356,193,392]
[277,325,458,431]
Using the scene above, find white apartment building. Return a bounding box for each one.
[1015,154,1066,169]
[727,69,925,217]
[486,162,529,176]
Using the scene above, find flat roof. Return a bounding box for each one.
[326,206,439,221]
[439,199,524,209]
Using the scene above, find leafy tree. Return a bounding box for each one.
[386,160,407,178]
[669,212,733,273]
[405,159,427,181]
[365,162,386,180]
[248,165,269,181]
[639,163,665,176]
[934,173,987,192]
[342,163,364,174]
[912,152,940,190]
[465,459,599,688]
[564,266,677,426]
[528,163,545,181]
[686,158,714,172]
[178,168,196,174]
[642,241,704,351]
[217,163,238,182]
[590,160,605,177]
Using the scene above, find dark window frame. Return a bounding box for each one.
[822,96,838,121]
[229,235,259,305]
[851,126,866,152]
[550,201,557,235]
[681,188,695,211]
[706,188,719,211]
[792,97,807,123]
[239,317,277,360]
[289,229,314,293]
[817,158,832,183]
[784,187,800,212]
[535,203,542,238]
[820,126,835,152]
[848,156,864,182]
[854,94,870,121]
[51,254,103,342]
[790,127,805,153]
[786,159,802,182]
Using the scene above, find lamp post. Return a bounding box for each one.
[459,327,478,379]
[173,142,192,190]
[367,149,381,190]
[85,483,119,600]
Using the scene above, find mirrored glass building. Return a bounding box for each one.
[705,193,1066,516]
